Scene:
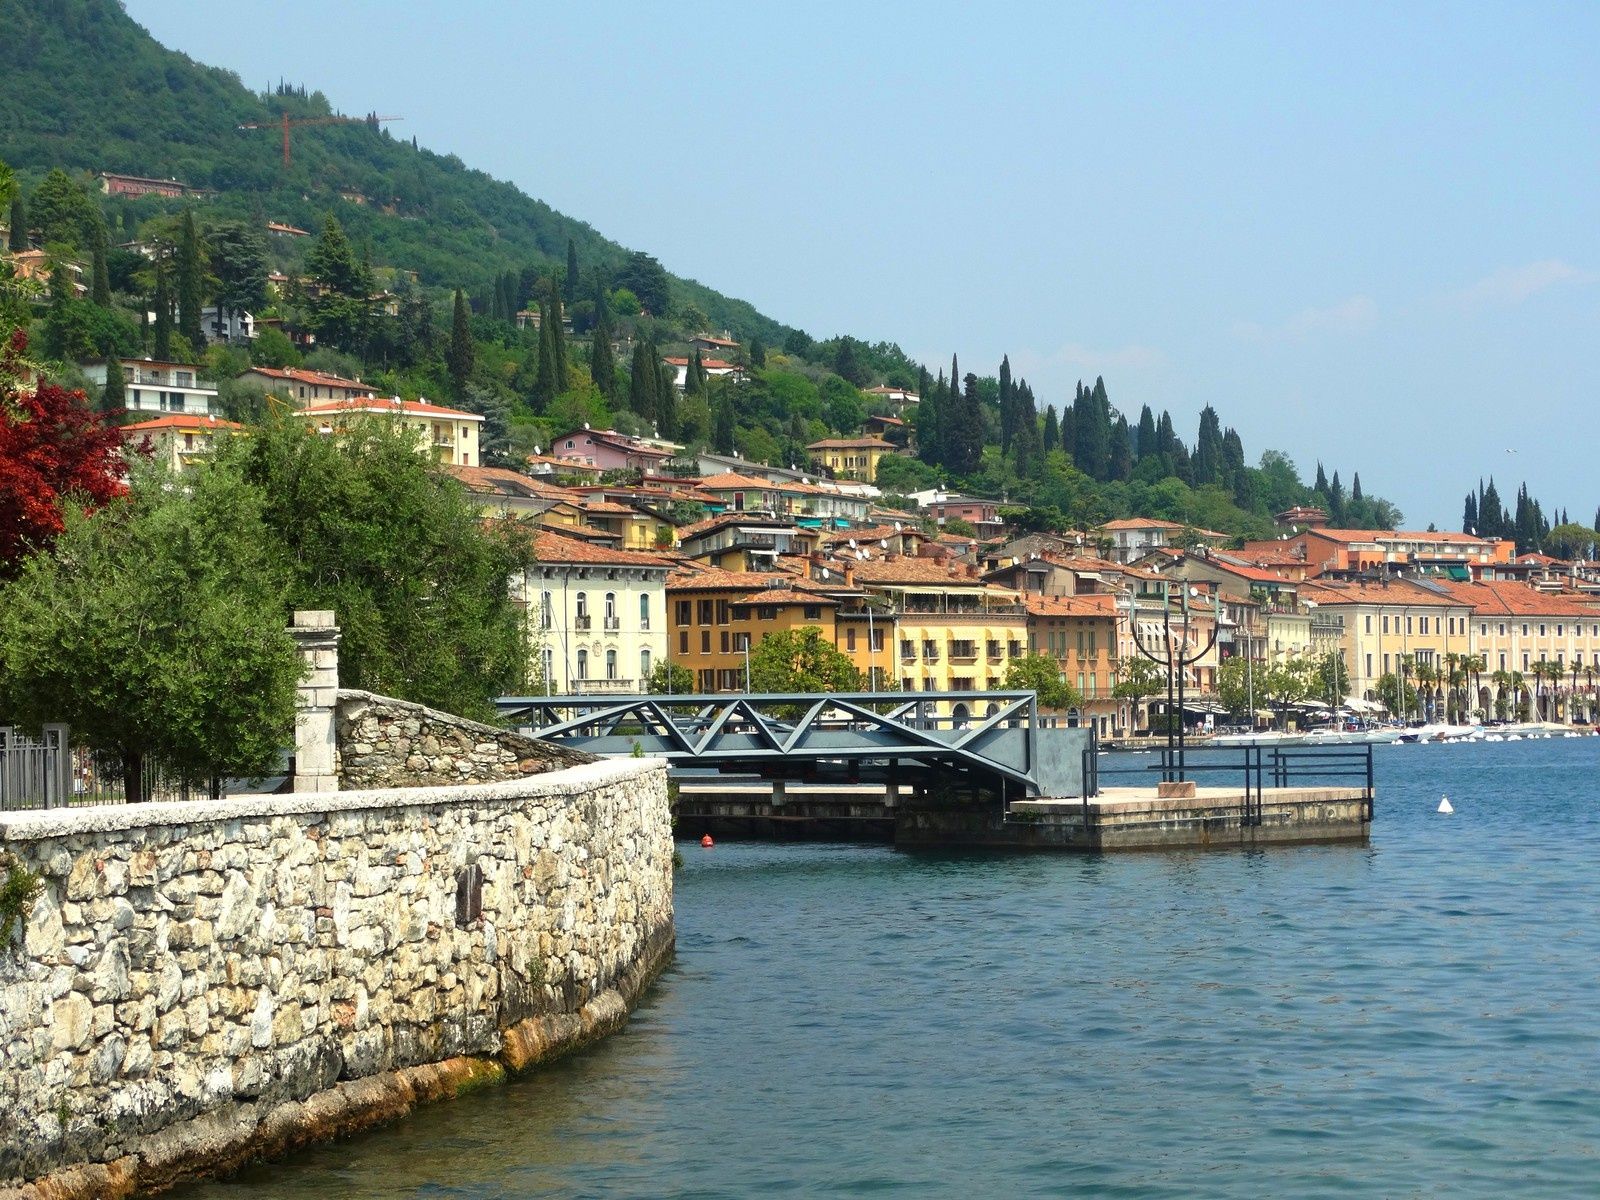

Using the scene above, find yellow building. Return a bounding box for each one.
[297,396,483,467]
[119,413,243,472]
[805,436,896,483]
[1299,579,1473,709]
[1432,579,1600,719]
[667,569,843,692]
[1025,594,1121,735]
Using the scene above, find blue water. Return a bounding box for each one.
[184,737,1600,1198]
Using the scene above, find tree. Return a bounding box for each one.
[1113,656,1165,731]
[223,417,533,720]
[1262,655,1317,728]
[304,214,373,353]
[7,194,26,252]
[1216,656,1252,721]
[0,464,302,801]
[615,251,670,317]
[749,336,766,368]
[100,354,125,412]
[748,626,863,694]
[150,270,172,364]
[565,238,580,301]
[447,288,474,397]
[686,348,706,396]
[629,341,658,421]
[1042,405,1060,453]
[28,169,99,250]
[89,223,111,307]
[0,332,128,573]
[251,326,301,369]
[176,209,205,350]
[209,219,268,339]
[1003,654,1083,712]
[590,282,616,399]
[647,660,695,695]
[946,372,983,474]
[713,390,735,454]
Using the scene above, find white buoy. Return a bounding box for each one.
[1438,794,1454,814]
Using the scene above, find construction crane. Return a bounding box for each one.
[237,112,403,170]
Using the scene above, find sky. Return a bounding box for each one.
[129,0,1599,530]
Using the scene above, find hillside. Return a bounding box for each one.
[0,0,791,344]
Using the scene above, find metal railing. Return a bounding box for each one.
[1096,742,1375,827]
[0,725,71,810]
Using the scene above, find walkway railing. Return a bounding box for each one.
[1096,742,1375,827]
[0,725,72,811]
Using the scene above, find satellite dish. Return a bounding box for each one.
[880,540,889,549]
[849,538,857,548]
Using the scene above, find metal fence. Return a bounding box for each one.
[1097,742,1376,826]
[0,725,72,811]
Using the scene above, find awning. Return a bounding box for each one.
[1344,696,1385,714]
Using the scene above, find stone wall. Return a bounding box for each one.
[335,689,595,790]
[0,757,672,1197]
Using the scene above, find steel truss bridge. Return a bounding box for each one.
[494,691,1088,799]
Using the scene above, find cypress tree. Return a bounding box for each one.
[749,336,766,368]
[1193,404,1223,486]
[1042,405,1059,453]
[916,372,944,467]
[1110,414,1133,481]
[447,289,474,397]
[1462,492,1478,534]
[1314,462,1329,494]
[1351,473,1363,502]
[589,284,616,399]
[713,390,735,454]
[565,238,580,301]
[1135,405,1156,461]
[629,342,657,421]
[534,303,558,407]
[90,223,111,307]
[1012,383,1041,478]
[547,289,568,391]
[152,266,173,360]
[998,354,1014,452]
[7,193,25,251]
[657,361,679,439]
[686,348,706,395]
[101,355,125,413]
[176,210,204,351]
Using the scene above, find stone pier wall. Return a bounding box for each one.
[0,757,673,1197]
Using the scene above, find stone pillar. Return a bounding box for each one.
[289,610,341,793]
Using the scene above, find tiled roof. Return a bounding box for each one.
[120,414,243,433]
[807,437,895,450]
[446,465,570,498]
[527,529,670,567]
[299,396,479,420]
[1423,579,1600,617]
[1024,594,1121,617]
[1297,579,1468,607]
[733,589,838,607]
[246,366,372,391]
[1100,518,1186,531]
[849,558,987,586]
[696,471,783,491]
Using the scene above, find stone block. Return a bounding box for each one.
[1157,780,1198,798]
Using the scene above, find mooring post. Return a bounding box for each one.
[289,610,341,792]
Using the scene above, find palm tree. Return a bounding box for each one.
[1396,654,1416,723]
[1464,654,1487,721]
[1443,653,1466,724]
[1491,668,1514,720]
[1529,659,1561,722]
[1413,660,1440,722]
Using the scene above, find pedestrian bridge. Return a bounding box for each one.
[494,691,1091,799]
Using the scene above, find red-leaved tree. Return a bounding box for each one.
[0,329,129,574]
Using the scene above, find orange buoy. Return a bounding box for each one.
[700,834,714,848]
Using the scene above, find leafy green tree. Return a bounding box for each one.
[1547,522,1598,561]
[176,209,205,350]
[615,251,670,317]
[222,417,532,720]
[0,157,14,212]
[1313,651,1349,706]
[28,169,99,250]
[209,219,268,339]
[749,336,766,368]
[0,464,302,801]
[647,660,695,695]
[250,326,302,369]
[1113,656,1166,729]
[1262,655,1317,728]
[1216,655,1251,720]
[447,288,474,397]
[304,214,373,353]
[1003,653,1083,712]
[748,626,863,694]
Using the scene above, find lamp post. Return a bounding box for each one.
[1131,581,1220,782]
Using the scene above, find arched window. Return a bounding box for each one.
[540,591,552,630]
[640,649,652,681]
[605,592,618,630]
[576,649,588,680]
[639,593,651,630]
[542,647,554,687]
[605,649,618,679]
[575,592,589,629]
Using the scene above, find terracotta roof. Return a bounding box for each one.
[1307,527,1496,546]
[576,498,640,515]
[1297,580,1468,608]
[696,471,783,491]
[733,589,838,607]
[298,396,480,420]
[662,357,738,370]
[849,558,988,586]
[821,524,924,545]
[527,529,670,567]
[1423,579,1600,617]
[693,334,741,348]
[446,465,571,498]
[1025,594,1121,618]
[120,414,243,434]
[246,366,373,391]
[1100,517,1186,531]
[677,512,801,541]
[807,437,895,450]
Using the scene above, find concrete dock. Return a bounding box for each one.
[674,778,1371,851]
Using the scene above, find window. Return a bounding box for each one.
[697,599,714,625]
[1366,615,1373,634]
[675,600,692,626]
[540,591,552,631]
[641,594,652,630]
[679,631,688,654]
[870,629,884,653]
[716,600,731,625]
[733,632,750,652]
[605,592,617,626]
[1540,624,1547,637]
[1365,654,1372,677]
[804,605,821,620]
[1405,617,1413,635]
[605,649,618,680]
[847,628,857,651]
[1556,625,1563,637]
[1419,617,1428,635]
[575,592,590,630]
[720,631,730,653]
[640,649,652,680]
[757,606,777,621]
[901,639,915,659]
[542,647,553,685]
[1382,615,1389,634]
[700,631,711,653]
[576,649,589,680]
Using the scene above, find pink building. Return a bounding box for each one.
[549,427,679,472]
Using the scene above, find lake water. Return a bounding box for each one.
[183,737,1600,1198]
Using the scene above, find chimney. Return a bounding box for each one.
[843,561,856,588]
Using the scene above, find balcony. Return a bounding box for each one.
[569,677,635,694]
[575,615,592,631]
[604,616,621,631]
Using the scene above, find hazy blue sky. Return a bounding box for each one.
[130,1,1598,529]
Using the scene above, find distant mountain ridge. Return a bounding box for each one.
[0,0,793,342]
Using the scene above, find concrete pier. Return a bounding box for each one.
[674,778,1371,851]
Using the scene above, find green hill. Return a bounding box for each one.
[0,0,792,344]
